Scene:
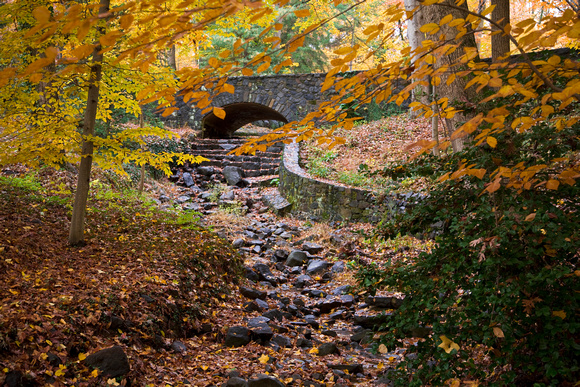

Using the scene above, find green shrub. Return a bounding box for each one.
[359,98,580,385]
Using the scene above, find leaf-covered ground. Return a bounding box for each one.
[300,114,437,191]
[0,166,432,386]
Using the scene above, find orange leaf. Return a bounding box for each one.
[294,9,310,18]
[213,107,226,120]
[546,179,559,190]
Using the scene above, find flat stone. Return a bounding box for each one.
[327,363,364,374]
[294,274,311,288]
[225,326,251,347]
[302,242,324,254]
[182,172,195,187]
[248,317,271,327]
[171,340,187,353]
[248,374,286,387]
[224,376,249,386]
[84,346,130,378]
[306,259,330,275]
[240,286,267,300]
[331,261,346,273]
[271,334,292,348]
[317,342,340,356]
[286,250,308,267]
[262,192,292,215]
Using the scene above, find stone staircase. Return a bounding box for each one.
[189,138,283,178]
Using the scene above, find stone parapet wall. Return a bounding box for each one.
[279,142,423,223]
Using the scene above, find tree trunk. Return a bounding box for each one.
[167,44,177,70]
[69,0,110,245]
[405,0,429,118]
[491,0,510,61]
[421,0,480,152]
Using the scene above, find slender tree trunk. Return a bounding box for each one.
[167,44,177,70]
[422,0,480,152]
[491,0,510,61]
[69,0,110,245]
[138,105,145,193]
[405,0,429,118]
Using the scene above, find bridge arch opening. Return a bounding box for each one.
[202,102,288,138]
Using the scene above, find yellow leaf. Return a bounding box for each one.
[309,347,319,354]
[486,136,497,148]
[208,57,219,68]
[438,335,460,354]
[294,9,310,18]
[223,84,235,94]
[78,353,87,361]
[420,23,440,34]
[377,361,385,370]
[91,369,99,377]
[259,354,269,364]
[33,6,51,24]
[439,14,453,26]
[488,78,502,88]
[201,365,209,371]
[120,15,134,30]
[378,344,388,354]
[493,327,505,338]
[546,179,559,190]
[213,107,226,120]
[257,62,270,73]
[524,213,536,222]
[552,310,566,319]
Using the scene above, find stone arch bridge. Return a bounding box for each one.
[164,72,347,138]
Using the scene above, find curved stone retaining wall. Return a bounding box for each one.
[279,142,424,223]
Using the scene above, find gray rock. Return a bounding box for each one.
[171,340,187,353]
[225,326,251,347]
[331,261,346,273]
[285,250,308,267]
[224,376,248,387]
[328,363,364,374]
[272,249,288,262]
[255,298,270,310]
[220,190,235,201]
[223,166,244,186]
[248,317,271,327]
[177,195,191,203]
[250,324,273,343]
[182,172,195,187]
[198,166,215,176]
[316,299,342,313]
[262,192,292,215]
[253,263,277,286]
[302,242,324,254]
[84,346,130,378]
[262,309,284,322]
[240,286,267,300]
[350,329,374,344]
[271,334,292,348]
[317,342,340,356]
[306,259,330,275]
[232,238,245,248]
[332,285,352,295]
[294,274,311,288]
[245,267,260,282]
[248,374,286,387]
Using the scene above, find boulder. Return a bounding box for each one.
[317,342,340,356]
[240,286,267,300]
[285,250,308,267]
[248,374,286,387]
[84,346,130,378]
[223,166,244,186]
[302,242,324,254]
[306,259,330,275]
[262,192,292,215]
[225,326,251,347]
[182,172,195,187]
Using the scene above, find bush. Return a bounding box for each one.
[359,103,580,385]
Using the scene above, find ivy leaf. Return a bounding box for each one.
[552,310,566,319]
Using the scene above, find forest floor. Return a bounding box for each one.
[0,114,434,386]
